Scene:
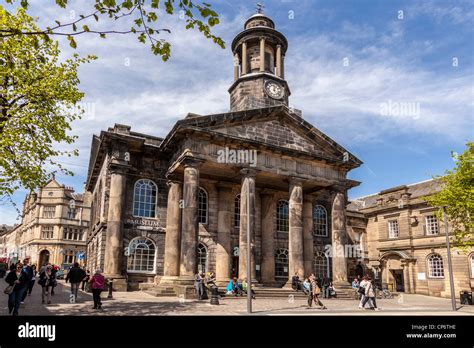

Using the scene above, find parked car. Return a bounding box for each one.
[55,269,65,279]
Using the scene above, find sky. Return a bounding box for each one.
[1,0,473,225]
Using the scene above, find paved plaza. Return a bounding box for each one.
[1,281,473,316]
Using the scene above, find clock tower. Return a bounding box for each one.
[229,8,290,112]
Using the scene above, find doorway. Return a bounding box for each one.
[38,250,50,267]
[392,270,405,292]
[231,256,239,278]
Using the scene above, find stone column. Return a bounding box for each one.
[162,180,182,283]
[402,262,410,293]
[104,164,127,289]
[259,37,266,72]
[261,192,276,284]
[178,160,201,282]
[233,53,239,81]
[276,44,282,77]
[281,55,285,79]
[288,178,305,282]
[239,168,257,282]
[409,261,416,293]
[331,190,349,285]
[241,42,247,76]
[303,196,314,276]
[216,184,233,284]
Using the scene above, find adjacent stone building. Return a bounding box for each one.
[347,179,474,298]
[0,179,91,268]
[85,12,364,293]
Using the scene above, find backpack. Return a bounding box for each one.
[358,285,366,295]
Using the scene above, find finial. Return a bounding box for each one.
[256,2,264,14]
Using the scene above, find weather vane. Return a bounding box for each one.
[256,3,264,14]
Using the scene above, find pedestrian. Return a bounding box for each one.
[321,274,331,299]
[291,272,301,291]
[361,277,380,311]
[66,262,86,302]
[20,259,33,304]
[4,262,29,316]
[81,269,91,291]
[26,265,37,297]
[302,278,311,295]
[38,264,56,305]
[194,272,204,300]
[358,276,368,309]
[308,275,327,309]
[50,265,58,296]
[90,270,105,310]
[242,278,256,299]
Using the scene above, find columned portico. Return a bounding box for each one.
[178,159,202,283]
[331,190,349,285]
[288,178,304,281]
[161,180,182,283]
[238,168,257,282]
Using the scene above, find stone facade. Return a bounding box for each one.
[0,179,91,268]
[347,179,474,298]
[84,13,363,294]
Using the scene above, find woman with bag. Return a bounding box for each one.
[38,264,56,304]
[4,262,29,316]
[90,269,105,310]
[308,274,327,309]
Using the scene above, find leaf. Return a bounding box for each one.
[93,14,99,21]
[67,35,77,48]
[82,25,90,32]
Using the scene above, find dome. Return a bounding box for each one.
[244,13,275,29]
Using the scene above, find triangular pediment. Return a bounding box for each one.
[43,178,62,189]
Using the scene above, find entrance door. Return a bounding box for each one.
[38,250,50,267]
[392,270,404,292]
[231,256,239,278]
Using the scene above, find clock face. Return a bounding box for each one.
[265,81,284,100]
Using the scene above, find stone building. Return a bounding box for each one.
[85,12,364,293]
[0,179,91,268]
[347,179,474,298]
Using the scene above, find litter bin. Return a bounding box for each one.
[460,291,472,305]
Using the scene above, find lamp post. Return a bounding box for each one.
[443,206,457,311]
[247,185,252,314]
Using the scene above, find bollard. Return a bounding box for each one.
[107,279,113,299]
[210,286,219,305]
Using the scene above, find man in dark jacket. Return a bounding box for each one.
[65,263,86,302]
[20,259,34,304]
[5,263,30,315]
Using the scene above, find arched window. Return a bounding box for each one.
[234,194,241,229]
[133,179,157,218]
[197,243,208,273]
[314,251,329,279]
[275,248,289,278]
[313,205,328,237]
[127,237,156,273]
[198,187,208,224]
[276,200,289,233]
[427,254,444,278]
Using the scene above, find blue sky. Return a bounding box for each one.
[1,0,473,224]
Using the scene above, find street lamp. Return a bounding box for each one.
[246,184,252,314]
[443,207,457,311]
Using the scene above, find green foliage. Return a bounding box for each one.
[3,0,225,61]
[424,142,474,249]
[0,8,95,200]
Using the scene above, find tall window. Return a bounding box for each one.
[425,215,439,235]
[67,207,77,219]
[388,220,399,239]
[41,226,54,239]
[43,206,56,218]
[197,243,208,274]
[234,194,241,229]
[63,228,82,241]
[314,251,329,279]
[428,254,444,278]
[277,200,289,233]
[198,187,208,224]
[275,248,289,278]
[63,250,75,264]
[313,205,328,237]
[127,237,156,273]
[133,179,157,218]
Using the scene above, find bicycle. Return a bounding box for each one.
[376,286,393,299]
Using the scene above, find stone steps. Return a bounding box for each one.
[144,286,177,297]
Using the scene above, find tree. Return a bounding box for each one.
[2,0,225,61]
[424,142,474,249]
[0,8,96,203]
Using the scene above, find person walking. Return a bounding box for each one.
[26,265,37,297]
[358,276,368,309]
[361,278,380,311]
[4,262,29,316]
[308,274,326,309]
[19,259,33,305]
[194,272,204,300]
[90,270,105,310]
[38,264,56,305]
[66,262,86,302]
[50,265,58,296]
[81,269,91,291]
